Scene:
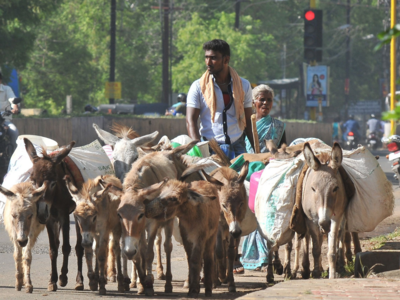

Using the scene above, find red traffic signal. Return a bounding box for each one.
[305,10,315,21]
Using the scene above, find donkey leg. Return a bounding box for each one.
[266,245,275,283]
[301,233,311,279]
[215,228,227,284]
[226,236,236,292]
[204,237,217,297]
[291,233,300,279]
[163,221,173,293]
[188,246,203,298]
[74,218,84,290]
[13,243,23,291]
[97,236,109,295]
[138,238,154,297]
[336,222,346,273]
[145,224,158,283]
[46,221,60,291]
[352,232,362,255]
[59,217,71,287]
[84,245,97,291]
[328,221,341,279]
[309,226,322,279]
[22,241,34,293]
[112,231,125,292]
[129,261,137,289]
[273,250,284,275]
[283,240,293,279]
[107,236,117,283]
[155,228,166,280]
[344,231,353,264]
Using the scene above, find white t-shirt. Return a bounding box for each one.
[0,84,16,121]
[187,76,252,144]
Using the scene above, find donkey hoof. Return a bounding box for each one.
[312,270,321,279]
[157,271,166,280]
[58,275,68,287]
[188,292,200,298]
[205,290,212,297]
[219,276,228,284]
[137,284,145,295]
[99,288,106,295]
[266,274,274,284]
[108,275,116,283]
[228,285,236,293]
[183,280,189,288]
[301,269,310,279]
[291,272,297,279]
[275,264,284,275]
[89,282,98,291]
[15,285,22,291]
[164,285,173,293]
[48,283,57,292]
[75,283,84,290]
[25,285,33,293]
[145,288,155,297]
[129,281,136,289]
[118,284,125,293]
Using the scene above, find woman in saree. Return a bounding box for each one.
[240,84,286,272]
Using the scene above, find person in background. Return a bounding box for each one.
[165,93,187,116]
[341,115,361,141]
[186,39,255,159]
[366,114,382,137]
[332,117,341,143]
[241,84,286,272]
[0,72,19,149]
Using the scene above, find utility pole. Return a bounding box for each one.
[344,0,350,118]
[390,0,397,134]
[109,0,116,104]
[162,0,170,105]
[235,1,240,29]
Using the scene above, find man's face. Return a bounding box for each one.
[205,50,229,75]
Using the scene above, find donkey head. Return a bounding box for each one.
[208,162,249,238]
[1,182,48,247]
[93,123,159,181]
[303,142,345,234]
[24,138,75,224]
[144,179,217,220]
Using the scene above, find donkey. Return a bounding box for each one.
[2,182,48,293]
[24,138,77,291]
[115,141,202,295]
[64,174,126,295]
[301,142,348,279]
[93,123,159,181]
[144,176,221,297]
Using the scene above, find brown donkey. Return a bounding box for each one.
[64,175,126,295]
[144,177,221,297]
[24,138,77,291]
[2,182,48,293]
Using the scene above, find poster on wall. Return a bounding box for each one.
[305,65,329,107]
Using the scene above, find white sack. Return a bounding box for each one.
[255,157,304,243]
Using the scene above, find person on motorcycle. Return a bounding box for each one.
[366,114,383,138]
[165,93,187,116]
[342,114,361,141]
[0,72,19,149]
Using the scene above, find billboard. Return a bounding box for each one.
[305,65,329,107]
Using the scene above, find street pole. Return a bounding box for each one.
[391,0,397,134]
[235,0,240,29]
[344,0,350,119]
[162,0,170,105]
[109,0,116,104]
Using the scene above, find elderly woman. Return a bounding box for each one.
[240,84,286,272]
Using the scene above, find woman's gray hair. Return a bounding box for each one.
[252,84,274,100]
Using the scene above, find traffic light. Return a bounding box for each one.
[304,9,323,62]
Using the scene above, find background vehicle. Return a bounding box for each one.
[366,131,380,150]
[345,131,358,150]
[0,98,22,182]
[386,135,400,186]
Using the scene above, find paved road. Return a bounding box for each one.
[0,147,397,299]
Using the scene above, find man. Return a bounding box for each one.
[366,114,382,137]
[0,72,19,149]
[341,115,360,141]
[186,39,254,159]
[165,93,187,116]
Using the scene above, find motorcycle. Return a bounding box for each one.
[385,135,400,186]
[366,131,380,150]
[345,131,358,150]
[0,97,22,182]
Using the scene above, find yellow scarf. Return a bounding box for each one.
[199,66,246,131]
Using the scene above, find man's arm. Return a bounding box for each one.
[244,107,255,151]
[186,107,201,141]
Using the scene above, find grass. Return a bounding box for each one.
[368,228,400,250]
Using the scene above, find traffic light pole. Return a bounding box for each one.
[391,0,397,134]
[344,0,350,119]
[109,0,116,104]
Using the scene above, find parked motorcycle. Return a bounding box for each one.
[366,131,380,150]
[0,97,22,182]
[345,131,358,150]
[385,135,400,186]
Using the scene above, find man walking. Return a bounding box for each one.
[186,39,254,159]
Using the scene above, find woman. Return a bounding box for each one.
[309,74,323,95]
[240,84,286,272]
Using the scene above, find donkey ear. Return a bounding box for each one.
[24,138,39,163]
[131,131,159,147]
[0,185,16,198]
[31,181,48,202]
[93,123,120,146]
[236,161,250,184]
[93,183,112,201]
[64,175,79,195]
[52,141,75,164]
[331,142,343,169]
[200,170,224,190]
[187,189,216,206]
[137,147,148,159]
[140,179,167,200]
[265,140,278,155]
[108,185,124,201]
[303,142,320,171]
[171,140,198,157]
